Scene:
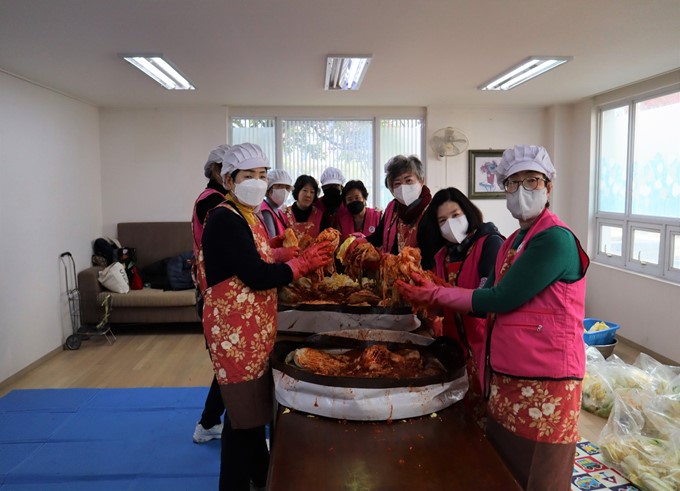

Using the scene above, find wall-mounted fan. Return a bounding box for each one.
[428,127,469,184]
[429,127,469,159]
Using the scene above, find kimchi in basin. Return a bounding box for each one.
[270,330,468,421]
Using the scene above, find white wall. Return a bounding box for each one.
[0,72,102,382]
[99,107,228,237]
[425,105,547,238]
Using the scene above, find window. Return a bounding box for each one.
[594,88,680,283]
[230,116,423,209]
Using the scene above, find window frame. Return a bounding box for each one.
[228,113,426,209]
[665,225,680,282]
[593,85,680,284]
[594,217,625,266]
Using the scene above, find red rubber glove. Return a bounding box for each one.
[396,273,474,312]
[272,246,299,263]
[342,236,367,262]
[270,234,284,249]
[286,242,335,280]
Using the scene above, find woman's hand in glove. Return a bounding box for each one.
[286,242,335,280]
[269,234,284,248]
[272,246,299,263]
[397,272,474,312]
[396,273,438,308]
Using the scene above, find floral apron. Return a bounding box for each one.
[197,203,278,429]
[281,205,322,238]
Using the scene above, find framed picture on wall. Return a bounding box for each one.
[468,149,505,199]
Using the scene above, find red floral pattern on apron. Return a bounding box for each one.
[486,242,582,444]
[197,204,278,384]
[281,206,321,238]
[488,375,582,443]
[396,220,419,251]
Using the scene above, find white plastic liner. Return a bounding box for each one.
[277,310,420,333]
[273,369,469,421]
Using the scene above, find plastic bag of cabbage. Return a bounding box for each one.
[581,347,663,418]
[598,388,680,491]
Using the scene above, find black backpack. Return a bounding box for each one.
[93,237,121,266]
[166,251,195,290]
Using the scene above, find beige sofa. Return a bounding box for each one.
[78,222,200,325]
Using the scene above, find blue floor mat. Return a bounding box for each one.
[0,387,220,490]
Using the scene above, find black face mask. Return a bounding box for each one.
[347,201,365,216]
[322,188,343,210]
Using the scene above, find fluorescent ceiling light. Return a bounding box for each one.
[121,54,195,90]
[478,56,572,91]
[324,55,371,91]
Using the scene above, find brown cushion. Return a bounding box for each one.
[97,288,196,308]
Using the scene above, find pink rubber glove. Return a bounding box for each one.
[430,285,474,313]
[286,242,335,280]
[272,246,299,263]
[397,273,474,312]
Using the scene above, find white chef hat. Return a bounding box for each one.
[204,144,231,178]
[320,166,346,186]
[267,169,293,190]
[495,145,556,184]
[220,143,271,177]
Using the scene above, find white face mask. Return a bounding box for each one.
[506,187,548,221]
[440,215,469,244]
[234,179,268,208]
[393,182,422,207]
[270,188,289,207]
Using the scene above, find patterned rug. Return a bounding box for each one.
[572,440,641,491]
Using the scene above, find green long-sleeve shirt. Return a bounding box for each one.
[471,226,583,314]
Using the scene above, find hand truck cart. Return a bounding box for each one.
[60,252,116,350]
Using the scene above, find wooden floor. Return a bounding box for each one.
[0,325,661,446]
[0,324,214,397]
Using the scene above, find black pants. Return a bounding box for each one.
[199,375,225,428]
[197,289,226,428]
[219,417,269,491]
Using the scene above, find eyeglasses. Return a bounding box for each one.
[503,177,549,193]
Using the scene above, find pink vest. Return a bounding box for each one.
[337,206,382,241]
[281,205,323,238]
[380,200,423,253]
[489,209,589,380]
[259,199,287,238]
[192,187,225,261]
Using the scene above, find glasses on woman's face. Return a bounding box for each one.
[503,177,548,193]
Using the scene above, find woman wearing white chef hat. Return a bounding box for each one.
[317,166,346,228]
[398,145,589,491]
[198,143,334,491]
[260,169,293,239]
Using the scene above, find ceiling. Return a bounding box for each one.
[1,0,679,109]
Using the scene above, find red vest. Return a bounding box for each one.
[337,206,382,241]
[434,236,490,380]
[489,209,590,380]
[259,199,287,238]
